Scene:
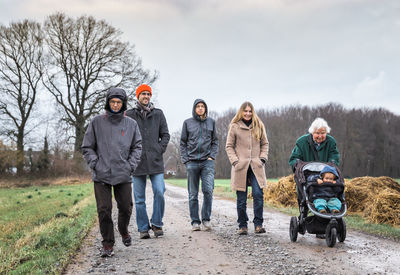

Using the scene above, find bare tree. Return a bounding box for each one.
[0,20,44,175]
[42,13,158,154]
[214,109,235,178]
[163,130,185,177]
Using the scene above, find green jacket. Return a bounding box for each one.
[288,134,340,169]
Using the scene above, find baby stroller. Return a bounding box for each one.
[289,161,347,247]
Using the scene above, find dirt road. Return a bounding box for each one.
[65,183,400,274]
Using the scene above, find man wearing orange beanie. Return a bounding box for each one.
[126,84,170,239]
[136,84,152,99]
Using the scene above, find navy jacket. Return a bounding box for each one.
[307,174,342,200]
[180,99,219,164]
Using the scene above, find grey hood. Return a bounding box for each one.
[192,98,208,121]
[104,88,128,113]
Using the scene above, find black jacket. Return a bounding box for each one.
[180,99,219,164]
[126,104,170,176]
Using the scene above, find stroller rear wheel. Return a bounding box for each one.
[289,216,299,242]
[326,227,337,247]
[337,219,346,242]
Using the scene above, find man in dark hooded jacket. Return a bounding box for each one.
[126,84,170,239]
[180,99,219,231]
[82,88,142,257]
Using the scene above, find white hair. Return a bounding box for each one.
[308,117,331,134]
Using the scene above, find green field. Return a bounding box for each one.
[166,178,400,240]
[0,183,97,274]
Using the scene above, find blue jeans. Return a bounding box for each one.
[236,168,264,229]
[186,160,215,225]
[313,198,341,212]
[132,173,165,232]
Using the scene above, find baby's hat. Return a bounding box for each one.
[320,165,339,178]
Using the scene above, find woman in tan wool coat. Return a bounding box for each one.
[225,102,269,235]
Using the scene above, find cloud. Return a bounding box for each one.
[353,71,385,99]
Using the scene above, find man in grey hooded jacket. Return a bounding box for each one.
[180,99,219,231]
[82,88,142,257]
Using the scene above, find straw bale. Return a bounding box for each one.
[264,175,297,207]
[345,176,400,214]
[366,190,400,226]
[344,179,370,213]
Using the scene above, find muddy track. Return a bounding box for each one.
[65,184,400,274]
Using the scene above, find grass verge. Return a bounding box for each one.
[166,178,400,241]
[166,178,236,199]
[0,183,97,274]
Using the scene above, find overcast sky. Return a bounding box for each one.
[1,0,399,132]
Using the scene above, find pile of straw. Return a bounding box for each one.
[345,176,400,226]
[263,175,297,207]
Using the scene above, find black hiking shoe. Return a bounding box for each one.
[101,245,114,257]
[122,234,132,247]
[151,225,164,237]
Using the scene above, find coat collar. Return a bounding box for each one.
[237,120,252,130]
[132,105,155,119]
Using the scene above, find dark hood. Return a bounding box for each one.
[104,88,127,113]
[320,165,339,178]
[192,98,208,121]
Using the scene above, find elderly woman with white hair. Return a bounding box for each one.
[288,117,340,170]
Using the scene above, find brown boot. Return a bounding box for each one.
[238,227,248,235]
[151,225,164,237]
[255,225,266,234]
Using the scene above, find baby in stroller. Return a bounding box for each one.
[289,161,347,247]
[307,165,342,214]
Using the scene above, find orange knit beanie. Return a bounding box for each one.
[136,84,152,99]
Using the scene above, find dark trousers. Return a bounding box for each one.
[94,182,133,247]
[236,168,264,229]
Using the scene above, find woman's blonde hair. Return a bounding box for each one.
[231,101,265,141]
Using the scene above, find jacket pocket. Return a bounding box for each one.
[253,158,263,168]
[95,158,110,179]
[122,160,132,175]
[234,159,248,171]
[119,149,129,160]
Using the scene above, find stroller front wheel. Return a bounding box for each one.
[289,216,299,242]
[326,227,337,247]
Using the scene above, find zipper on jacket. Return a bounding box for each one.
[197,122,202,160]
